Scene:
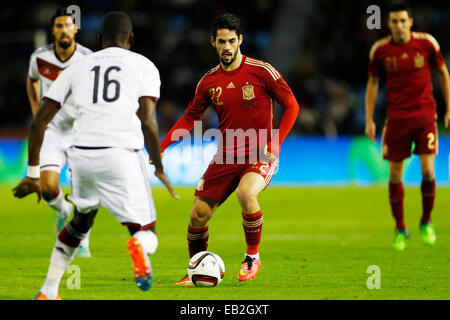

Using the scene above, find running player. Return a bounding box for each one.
[365,2,450,250]
[13,12,177,299]
[160,13,300,284]
[26,8,92,257]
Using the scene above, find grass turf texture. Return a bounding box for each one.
[1,185,449,300]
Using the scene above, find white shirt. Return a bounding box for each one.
[44,47,161,149]
[28,43,92,134]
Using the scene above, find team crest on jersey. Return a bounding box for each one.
[242,85,255,100]
[414,53,424,68]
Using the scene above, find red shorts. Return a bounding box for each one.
[194,158,279,205]
[382,116,438,162]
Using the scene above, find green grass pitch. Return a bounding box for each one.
[1,185,449,300]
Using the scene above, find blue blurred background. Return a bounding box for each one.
[1,0,449,186]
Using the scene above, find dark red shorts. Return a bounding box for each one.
[194,158,279,205]
[382,116,437,162]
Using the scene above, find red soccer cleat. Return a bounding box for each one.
[174,274,193,286]
[237,256,261,281]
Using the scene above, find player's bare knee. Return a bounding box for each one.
[422,169,435,181]
[190,205,212,227]
[40,180,59,198]
[236,187,257,209]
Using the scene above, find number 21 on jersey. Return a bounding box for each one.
[91,65,121,104]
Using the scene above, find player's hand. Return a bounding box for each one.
[365,120,377,142]
[154,167,180,200]
[12,177,42,203]
[445,112,450,132]
[149,153,164,165]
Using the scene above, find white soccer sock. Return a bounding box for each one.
[40,239,78,299]
[45,189,71,219]
[80,230,91,248]
[134,230,158,255]
[245,253,260,260]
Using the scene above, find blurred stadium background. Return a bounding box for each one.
[1,0,449,187]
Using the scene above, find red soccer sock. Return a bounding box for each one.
[187,225,209,258]
[58,226,82,248]
[389,182,405,231]
[421,179,435,224]
[242,210,263,256]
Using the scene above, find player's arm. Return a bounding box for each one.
[365,76,380,142]
[138,98,179,199]
[268,94,300,157]
[263,69,299,157]
[26,76,40,116]
[435,64,450,131]
[12,98,60,201]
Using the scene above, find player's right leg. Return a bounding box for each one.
[388,161,409,251]
[382,119,413,251]
[174,197,219,286]
[35,208,97,300]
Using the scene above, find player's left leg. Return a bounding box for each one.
[35,209,97,300]
[419,153,437,246]
[40,170,72,236]
[40,129,92,257]
[235,166,271,281]
[127,225,158,291]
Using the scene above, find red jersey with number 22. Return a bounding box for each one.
[160,55,295,157]
[368,32,445,119]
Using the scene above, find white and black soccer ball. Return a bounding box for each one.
[187,251,225,287]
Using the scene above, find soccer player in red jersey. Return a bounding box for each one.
[160,13,300,283]
[365,2,450,250]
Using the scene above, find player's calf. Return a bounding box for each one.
[127,230,158,290]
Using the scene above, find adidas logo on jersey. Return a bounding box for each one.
[226,82,235,89]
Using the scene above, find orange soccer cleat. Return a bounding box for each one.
[174,274,194,286]
[237,256,261,281]
[127,237,153,291]
[33,292,62,300]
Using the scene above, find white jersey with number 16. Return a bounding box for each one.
[44,47,160,150]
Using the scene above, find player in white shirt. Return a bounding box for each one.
[14,12,178,299]
[26,8,92,257]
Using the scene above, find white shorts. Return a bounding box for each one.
[40,128,73,173]
[67,147,156,229]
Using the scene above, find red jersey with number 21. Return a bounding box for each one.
[368,32,445,119]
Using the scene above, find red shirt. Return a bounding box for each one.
[161,55,298,158]
[368,32,445,119]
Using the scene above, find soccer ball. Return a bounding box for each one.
[187,251,225,287]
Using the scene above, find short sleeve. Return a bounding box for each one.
[28,54,39,80]
[43,66,73,106]
[139,59,161,100]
